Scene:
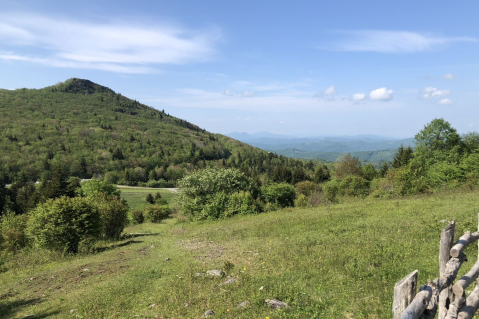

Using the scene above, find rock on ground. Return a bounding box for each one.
[265,299,289,309]
[219,277,236,286]
[204,309,215,317]
[206,270,225,277]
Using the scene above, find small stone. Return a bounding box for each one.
[238,300,250,308]
[219,277,236,286]
[150,304,156,308]
[204,309,215,317]
[82,269,89,272]
[184,302,189,307]
[165,258,170,261]
[151,245,155,248]
[265,299,289,309]
[259,286,264,290]
[206,270,225,277]
[70,309,77,314]
[195,272,205,277]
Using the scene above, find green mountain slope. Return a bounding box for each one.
[0,78,303,185]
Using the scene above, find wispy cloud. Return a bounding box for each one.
[443,73,455,80]
[421,87,450,99]
[439,98,453,105]
[0,13,220,73]
[327,30,477,53]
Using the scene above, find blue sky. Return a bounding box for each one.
[1,0,478,138]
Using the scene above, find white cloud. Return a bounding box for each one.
[439,98,453,105]
[443,73,455,80]
[329,30,477,53]
[370,87,393,101]
[0,13,220,73]
[350,93,366,101]
[421,87,451,99]
[241,91,256,97]
[324,85,336,95]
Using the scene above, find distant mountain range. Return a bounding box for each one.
[226,132,415,163]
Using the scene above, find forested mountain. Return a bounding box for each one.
[0,78,311,185]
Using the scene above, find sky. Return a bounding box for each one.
[0,0,478,138]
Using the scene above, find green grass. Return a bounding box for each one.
[119,187,178,211]
[2,189,479,318]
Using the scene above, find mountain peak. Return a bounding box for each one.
[50,78,115,94]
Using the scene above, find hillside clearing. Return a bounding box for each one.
[1,189,479,318]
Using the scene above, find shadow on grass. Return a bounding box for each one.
[125,232,161,238]
[0,297,60,318]
[93,239,144,253]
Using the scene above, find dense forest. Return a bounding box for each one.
[0,78,316,188]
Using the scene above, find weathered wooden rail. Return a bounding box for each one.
[393,216,479,319]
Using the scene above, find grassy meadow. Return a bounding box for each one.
[118,187,178,211]
[2,189,479,318]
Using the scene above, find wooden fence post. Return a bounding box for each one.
[393,270,418,319]
[439,221,455,319]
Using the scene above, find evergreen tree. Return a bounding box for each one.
[146,193,155,204]
[392,145,414,168]
[379,162,390,177]
[41,166,69,200]
[313,165,330,183]
[362,164,378,181]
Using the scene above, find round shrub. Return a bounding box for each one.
[26,196,101,253]
[131,210,144,224]
[90,194,129,239]
[261,183,296,208]
[78,179,121,197]
[145,205,171,223]
[178,168,258,218]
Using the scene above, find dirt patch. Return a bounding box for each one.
[176,240,225,261]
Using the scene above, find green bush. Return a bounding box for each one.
[146,179,174,188]
[426,161,464,189]
[263,202,279,212]
[224,191,262,217]
[323,175,369,202]
[295,181,320,196]
[145,205,171,223]
[295,194,308,208]
[178,168,258,218]
[131,210,144,224]
[26,197,101,253]
[77,179,121,197]
[0,210,28,252]
[261,183,295,208]
[90,194,129,239]
[156,198,168,205]
[146,193,155,204]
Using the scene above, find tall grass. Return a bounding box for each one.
[1,189,479,318]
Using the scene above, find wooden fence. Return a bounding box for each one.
[393,216,479,319]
